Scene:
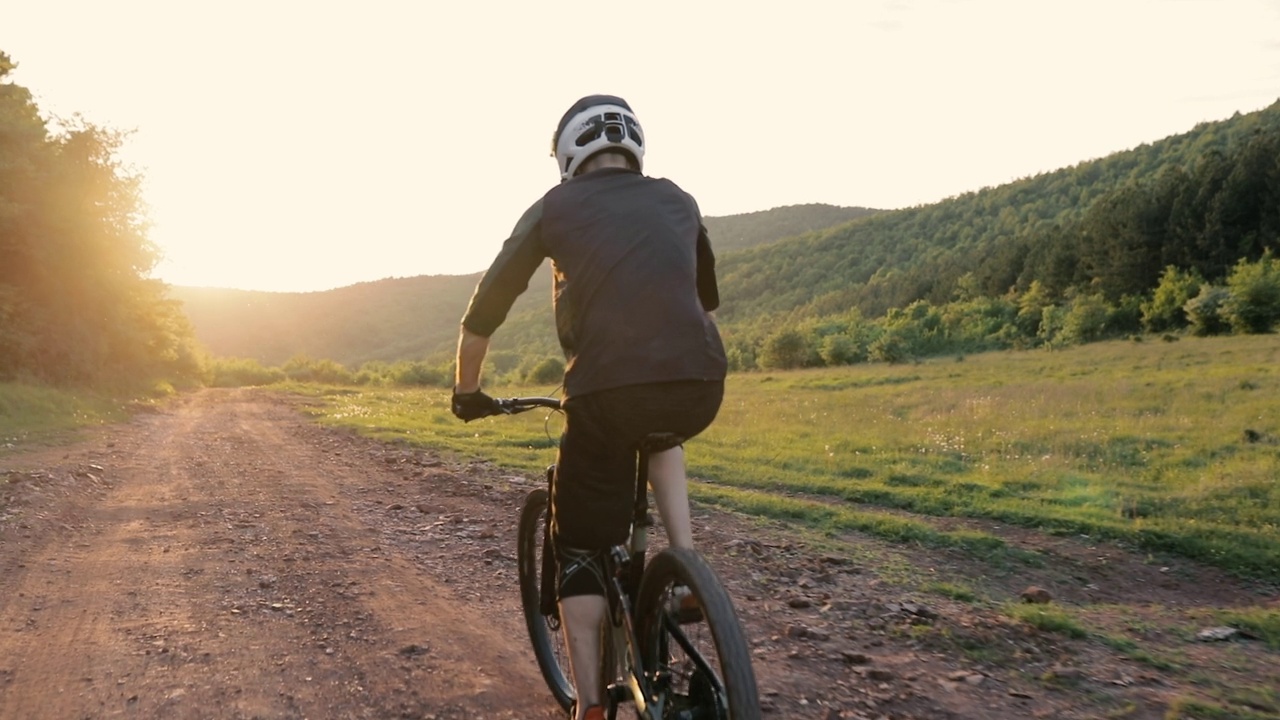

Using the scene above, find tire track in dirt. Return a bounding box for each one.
[0,389,559,720]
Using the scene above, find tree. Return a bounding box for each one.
[868,329,911,364]
[1060,294,1111,345]
[526,357,565,384]
[0,52,198,385]
[1184,286,1233,336]
[758,329,814,370]
[818,333,864,366]
[1141,266,1202,332]
[1222,251,1280,333]
[1015,280,1053,336]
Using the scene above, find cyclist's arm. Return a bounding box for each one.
[696,224,720,312]
[461,199,547,338]
[457,199,547,391]
[454,328,489,393]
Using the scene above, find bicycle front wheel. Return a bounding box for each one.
[517,488,575,711]
[635,547,761,719]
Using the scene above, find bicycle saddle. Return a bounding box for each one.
[639,432,685,453]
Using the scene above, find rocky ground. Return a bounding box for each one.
[1,388,1276,719]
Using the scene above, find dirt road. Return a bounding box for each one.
[1,390,1275,719]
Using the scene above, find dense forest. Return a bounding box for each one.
[713,100,1280,369]
[719,103,1280,324]
[0,52,199,387]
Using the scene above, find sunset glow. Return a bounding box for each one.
[4,0,1278,292]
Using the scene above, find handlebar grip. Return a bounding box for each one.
[493,397,562,414]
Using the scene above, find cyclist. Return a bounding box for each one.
[451,94,727,720]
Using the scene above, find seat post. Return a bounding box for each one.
[625,448,651,606]
[631,448,651,552]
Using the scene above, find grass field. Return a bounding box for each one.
[301,335,1276,581]
[0,382,136,454]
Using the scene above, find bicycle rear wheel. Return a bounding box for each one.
[517,488,575,711]
[635,548,760,720]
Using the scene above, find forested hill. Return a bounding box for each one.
[702,204,879,253]
[172,203,872,367]
[716,100,1280,328]
[172,274,487,369]
[178,100,1280,373]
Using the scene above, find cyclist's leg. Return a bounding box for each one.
[560,593,606,717]
[554,381,723,717]
[553,394,636,719]
[647,446,693,549]
[638,380,724,550]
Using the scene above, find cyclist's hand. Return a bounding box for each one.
[451,388,498,422]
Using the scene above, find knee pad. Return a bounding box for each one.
[557,544,607,598]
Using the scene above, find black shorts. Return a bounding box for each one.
[550,379,724,551]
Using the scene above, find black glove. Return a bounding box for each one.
[451,388,497,422]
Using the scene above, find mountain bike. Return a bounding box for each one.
[493,396,760,719]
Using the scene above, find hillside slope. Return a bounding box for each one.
[176,99,1280,369]
[175,204,870,366]
[716,100,1280,326]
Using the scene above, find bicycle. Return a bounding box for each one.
[491,396,761,719]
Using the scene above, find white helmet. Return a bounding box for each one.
[551,94,644,182]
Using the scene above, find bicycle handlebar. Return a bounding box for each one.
[492,396,562,415]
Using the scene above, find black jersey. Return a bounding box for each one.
[461,166,728,399]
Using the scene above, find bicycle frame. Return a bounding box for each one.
[598,448,655,717]
[500,396,731,719]
[599,444,728,720]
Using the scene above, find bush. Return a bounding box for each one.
[940,296,1019,352]
[868,329,911,364]
[1184,285,1233,336]
[390,361,449,387]
[281,356,355,384]
[1108,294,1144,336]
[1060,294,1111,345]
[819,333,865,366]
[1222,251,1280,334]
[485,350,523,382]
[1141,266,1201,332]
[1037,305,1068,348]
[353,360,391,386]
[207,358,286,387]
[758,329,815,370]
[525,357,565,384]
[724,338,758,371]
[1015,280,1054,336]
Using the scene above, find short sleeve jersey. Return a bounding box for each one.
[461,166,728,399]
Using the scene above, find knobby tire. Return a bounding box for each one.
[517,488,575,712]
[636,547,761,720]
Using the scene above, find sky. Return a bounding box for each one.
[3,0,1279,293]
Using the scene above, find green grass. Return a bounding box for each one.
[301,334,1280,581]
[1094,632,1184,672]
[1218,607,1280,650]
[1005,603,1089,638]
[0,382,134,452]
[1008,606,1186,672]
[1165,695,1280,720]
[922,581,977,602]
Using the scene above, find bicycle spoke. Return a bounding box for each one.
[636,548,760,720]
[660,610,729,702]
